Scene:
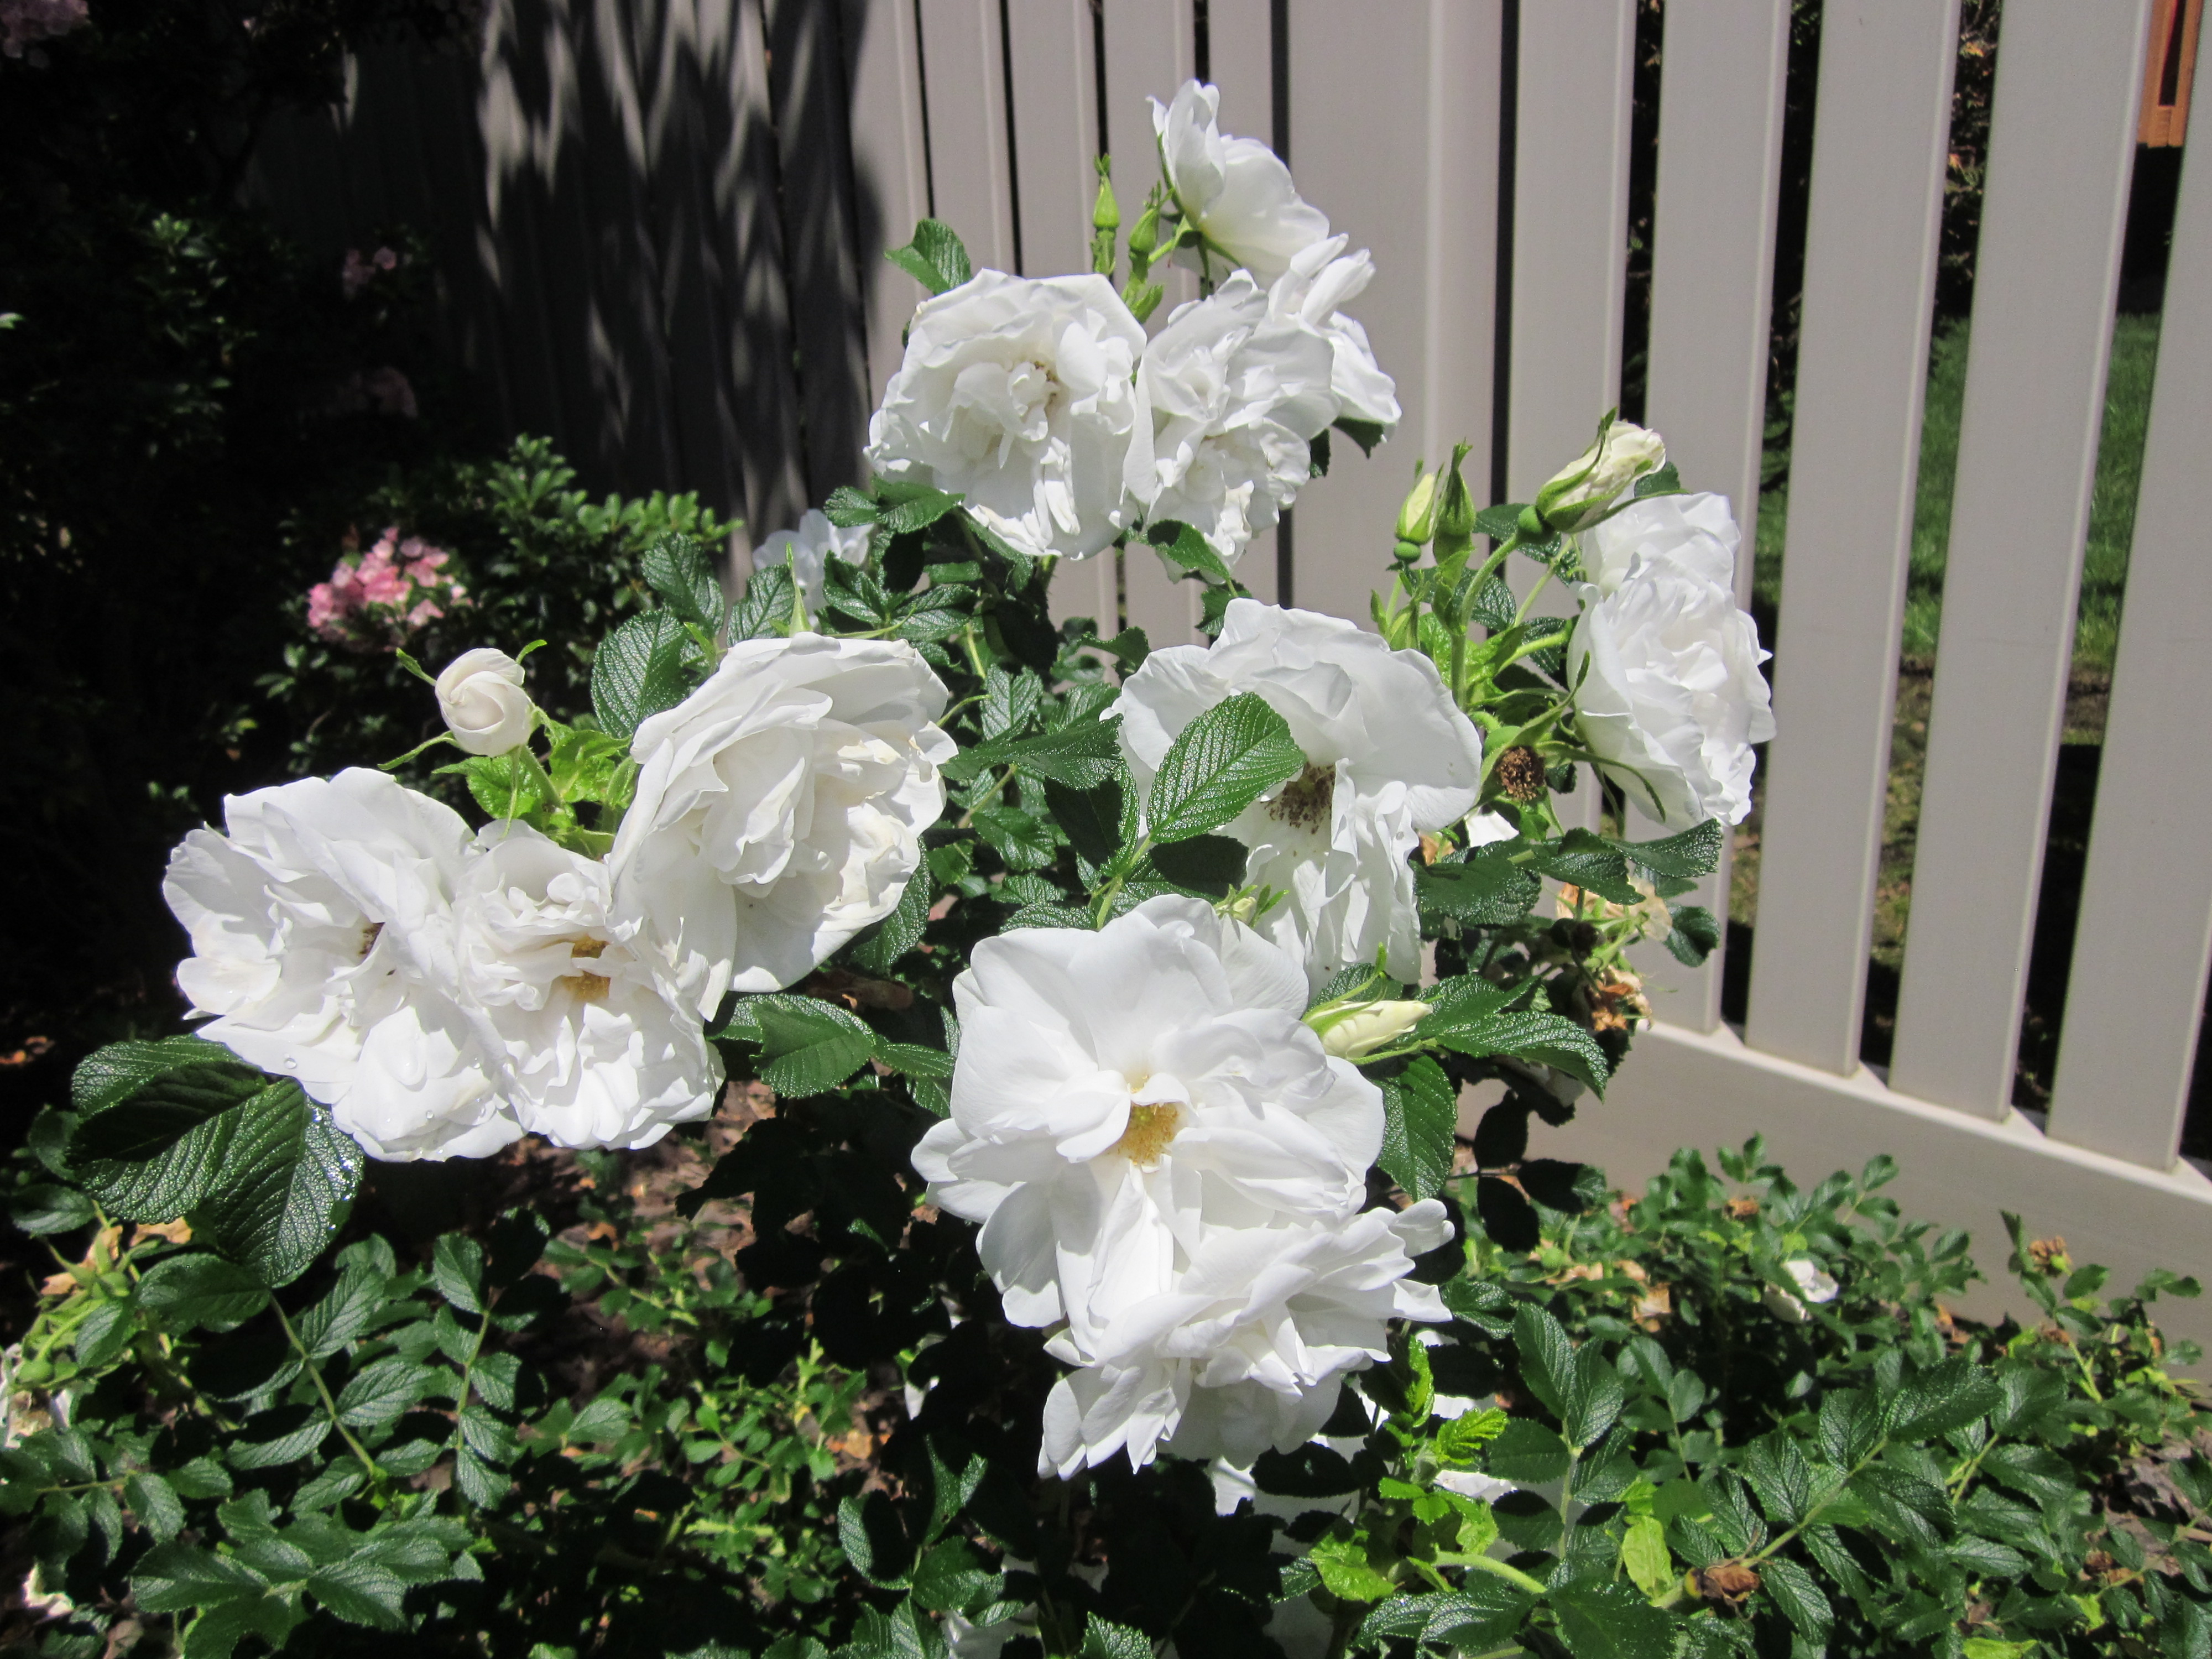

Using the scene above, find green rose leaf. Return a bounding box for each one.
[591,610,700,740]
[1145,692,1305,843]
[1377,1057,1457,1202]
[639,530,725,635]
[885,217,973,295]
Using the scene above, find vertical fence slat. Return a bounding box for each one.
[2049,97,2212,1168]
[476,1,588,479]
[1202,0,1280,604]
[1741,0,1959,1075]
[1421,1,1503,549]
[1102,0,1197,646]
[915,0,1017,273]
[1287,0,1495,630]
[1006,1,1115,634]
[1505,0,1634,831]
[707,0,808,531]
[644,2,746,523]
[844,0,931,415]
[1625,0,1790,1032]
[765,0,872,505]
[1005,0,1098,279]
[1889,0,2151,1119]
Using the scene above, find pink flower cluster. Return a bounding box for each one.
[341,246,401,298]
[2,0,87,59]
[306,528,468,650]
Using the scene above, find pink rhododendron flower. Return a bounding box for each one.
[306,526,468,651]
[2,0,87,59]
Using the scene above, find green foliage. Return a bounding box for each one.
[3,1140,870,1656]
[883,220,974,297]
[1243,1138,2212,1658]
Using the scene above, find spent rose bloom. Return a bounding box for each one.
[453,822,718,1150]
[910,895,1443,1473]
[436,648,535,755]
[1113,601,1485,986]
[1565,517,1775,827]
[1124,274,1338,564]
[754,509,872,613]
[163,769,518,1162]
[1265,234,1400,430]
[1150,80,1332,286]
[865,270,1144,560]
[609,634,954,1013]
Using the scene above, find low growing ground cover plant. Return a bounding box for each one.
[7,70,2206,1659]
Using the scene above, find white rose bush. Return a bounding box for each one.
[43,77,2025,1659]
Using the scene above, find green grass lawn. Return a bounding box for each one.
[1734,309,2162,1102]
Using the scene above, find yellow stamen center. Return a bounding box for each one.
[358,921,383,961]
[559,936,611,1001]
[1111,1100,1182,1167]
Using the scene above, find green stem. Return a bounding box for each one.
[956,765,1018,828]
[1090,834,1152,928]
[1456,1551,1550,1597]
[271,1299,383,1485]
[960,624,991,683]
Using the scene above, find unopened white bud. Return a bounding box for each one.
[1309,999,1432,1061]
[436,648,534,755]
[1535,419,1666,533]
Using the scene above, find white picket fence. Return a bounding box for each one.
[258,0,2212,1344]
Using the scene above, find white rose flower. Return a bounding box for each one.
[910,894,1445,1474]
[1113,601,1485,986]
[1534,418,1668,533]
[1150,79,1332,286]
[911,895,1382,1325]
[753,509,871,613]
[1266,234,1401,430]
[163,769,516,1161]
[609,633,954,1013]
[1124,274,1338,564]
[436,648,534,756]
[1566,556,1775,827]
[1464,810,1519,850]
[1039,1202,1451,1475]
[454,822,719,1150]
[864,270,1144,560]
[1578,490,1741,597]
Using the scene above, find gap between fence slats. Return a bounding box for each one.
[1102,0,1197,647]
[1890,0,2150,1119]
[1625,0,1791,1034]
[2049,90,2212,1169]
[1504,0,1634,835]
[1741,0,1959,1076]
[845,0,931,427]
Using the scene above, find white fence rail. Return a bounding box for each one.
[257,0,2212,1345]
